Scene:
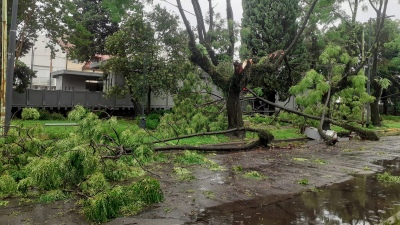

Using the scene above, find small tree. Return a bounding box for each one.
[14,61,36,93]
[103,4,189,115]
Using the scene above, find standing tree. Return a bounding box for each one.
[61,0,121,62]
[377,19,400,114]
[0,0,66,92]
[102,4,189,115]
[175,0,318,135]
[368,0,389,126]
[240,0,308,111]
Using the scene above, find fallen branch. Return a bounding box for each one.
[149,127,244,144]
[246,88,379,141]
[152,127,274,152]
[154,140,261,152]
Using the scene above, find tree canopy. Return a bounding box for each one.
[102,4,189,114]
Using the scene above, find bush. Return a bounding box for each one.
[68,105,89,121]
[146,113,161,130]
[38,109,66,120]
[21,108,40,120]
[38,109,52,120]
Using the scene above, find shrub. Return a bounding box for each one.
[38,109,66,120]
[38,109,52,120]
[0,174,17,198]
[68,105,89,121]
[146,113,161,130]
[21,108,40,120]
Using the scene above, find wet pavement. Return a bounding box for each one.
[189,159,400,225]
[0,136,399,225]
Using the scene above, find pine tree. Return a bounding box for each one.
[241,0,300,59]
[241,0,308,112]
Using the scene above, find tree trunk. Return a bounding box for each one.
[131,100,141,117]
[226,76,244,137]
[266,91,276,116]
[321,92,331,130]
[371,83,382,126]
[147,86,151,115]
[382,90,388,115]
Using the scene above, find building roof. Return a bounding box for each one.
[51,70,103,79]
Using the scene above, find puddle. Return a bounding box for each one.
[189,159,400,225]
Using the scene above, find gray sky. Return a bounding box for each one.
[154,0,399,24]
[344,1,400,22]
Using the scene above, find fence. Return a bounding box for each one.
[12,89,134,110]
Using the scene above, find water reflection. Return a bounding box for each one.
[193,159,400,225]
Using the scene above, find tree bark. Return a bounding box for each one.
[369,0,389,126]
[147,86,151,115]
[371,85,382,125]
[152,127,273,151]
[226,72,245,136]
[382,90,388,115]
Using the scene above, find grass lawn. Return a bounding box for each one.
[271,127,305,140]
[12,115,400,145]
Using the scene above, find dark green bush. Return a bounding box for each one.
[38,109,66,120]
[145,111,163,130]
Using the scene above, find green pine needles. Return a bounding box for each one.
[84,177,163,223]
[288,44,375,127]
[0,106,163,222]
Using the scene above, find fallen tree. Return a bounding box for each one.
[151,127,274,152]
[246,88,380,142]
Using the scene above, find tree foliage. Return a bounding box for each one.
[13,61,37,93]
[158,72,227,135]
[61,0,122,62]
[289,44,374,127]
[241,0,309,102]
[0,106,163,222]
[103,4,189,114]
[241,0,301,58]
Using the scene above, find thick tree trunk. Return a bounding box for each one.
[266,91,276,116]
[371,83,382,126]
[226,85,244,137]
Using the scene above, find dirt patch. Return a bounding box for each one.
[1,136,398,225]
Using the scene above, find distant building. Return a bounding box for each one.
[19,35,66,90]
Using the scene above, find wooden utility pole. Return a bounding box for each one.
[1,0,7,135]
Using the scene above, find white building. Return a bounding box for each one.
[19,35,67,90]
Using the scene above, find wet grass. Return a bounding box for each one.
[243,171,267,180]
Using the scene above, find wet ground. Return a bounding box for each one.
[0,136,399,225]
[189,159,400,225]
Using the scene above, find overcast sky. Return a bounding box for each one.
[153,0,399,24]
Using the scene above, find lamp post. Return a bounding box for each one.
[366,15,394,127]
